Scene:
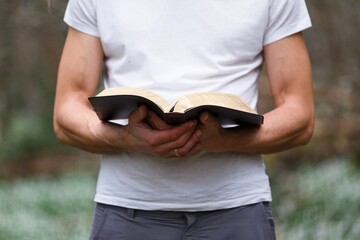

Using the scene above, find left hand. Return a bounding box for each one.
[197,112,230,153]
[146,110,202,157]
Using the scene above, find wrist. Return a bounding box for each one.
[222,126,261,154]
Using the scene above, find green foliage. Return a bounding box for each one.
[0,172,96,240]
[0,111,64,161]
[1,160,360,239]
[271,160,360,240]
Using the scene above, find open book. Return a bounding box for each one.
[88,87,264,127]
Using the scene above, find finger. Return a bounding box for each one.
[176,129,202,156]
[151,121,198,156]
[153,120,197,146]
[147,111,173,130]
[165,141,201,159]
[161,149,180,159]
[199,111,220,128]
[128,105,148,125]
[185,143,202,157]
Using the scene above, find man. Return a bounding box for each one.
[54,0,314,239]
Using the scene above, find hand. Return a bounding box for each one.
[146,110,174,130]
[197,112,230,153]
[125,106,201,158]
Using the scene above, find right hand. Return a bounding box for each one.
[124,106,201,158]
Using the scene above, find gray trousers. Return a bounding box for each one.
[89,202,276,240]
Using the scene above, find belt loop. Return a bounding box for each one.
[127,208,135,218]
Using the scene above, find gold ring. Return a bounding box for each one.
[174,148,180,157]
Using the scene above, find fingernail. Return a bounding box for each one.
[196,130,202,137]
[201,112,208,122]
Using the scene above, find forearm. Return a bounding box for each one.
[53,92,127,154]
[224,102,314,155]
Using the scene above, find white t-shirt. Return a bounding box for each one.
[64,0,311,211]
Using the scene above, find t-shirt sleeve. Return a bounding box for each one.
[264,0,312,45]
[64,0,99,37]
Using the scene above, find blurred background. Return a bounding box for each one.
[0,0,359,239]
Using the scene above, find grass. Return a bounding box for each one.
[271,159,360,240]
[0,172,97,240]
[0,160,359,240]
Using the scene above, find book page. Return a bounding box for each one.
[96,87,171,112]
[172,92,256,113]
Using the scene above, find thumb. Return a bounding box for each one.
[128,105,148,124]
[199,112,220,128]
